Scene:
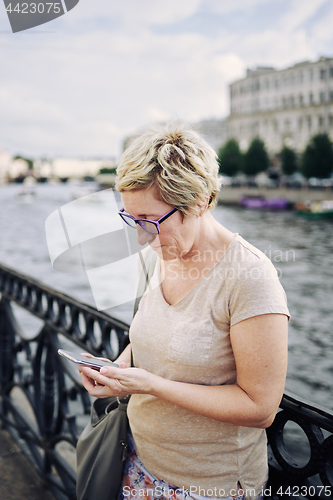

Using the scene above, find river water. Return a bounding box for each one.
[0,182,332,414]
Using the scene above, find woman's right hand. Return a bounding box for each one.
[78,353,128,394]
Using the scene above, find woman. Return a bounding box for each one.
[78,123,289,500]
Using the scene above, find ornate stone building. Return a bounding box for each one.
[228,56,333,153]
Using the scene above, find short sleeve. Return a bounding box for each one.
[227,241,290,327]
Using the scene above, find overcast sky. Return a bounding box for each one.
[0,0,333,158]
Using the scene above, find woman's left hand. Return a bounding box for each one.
[78,363,156,399]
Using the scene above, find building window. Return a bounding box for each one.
[330,90,333,102]
[285,119,290,130]
[309,92,314,104]
[320,91,325,103]
[290,95,295,107]
[298,117,303,131]
[309,69,314,81]
[319,116,324,128]
[282,96,287,108]
[274,79,279,88]
[307,116,312,130]
[330,67,333,78]
[299,94,304,106]
[299,71,304,83]
[329,115,333,127]
[252,122,258,135]
[320,69,327,80]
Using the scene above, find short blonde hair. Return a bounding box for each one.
[116,122,221,216]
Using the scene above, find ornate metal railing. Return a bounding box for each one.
[0,262,332,500]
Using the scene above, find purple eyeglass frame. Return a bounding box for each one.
[118,207,177,234]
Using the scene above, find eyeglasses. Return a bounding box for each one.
[118,207,178,235]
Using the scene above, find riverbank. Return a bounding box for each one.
[217,186,333,205]
[0,428,55,500]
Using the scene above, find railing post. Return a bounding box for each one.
[0,298,16,403]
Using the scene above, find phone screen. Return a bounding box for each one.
[58,349,119,371]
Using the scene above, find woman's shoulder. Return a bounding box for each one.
[217,234,283,291]
[224,234,274,268]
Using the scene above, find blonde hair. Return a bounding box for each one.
[116,122,221,216]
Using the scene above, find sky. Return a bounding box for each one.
[0,0,333,158]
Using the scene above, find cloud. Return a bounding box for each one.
[0,0,332,157]
[57,0,202,29]
[207,0,267,15]
[309,1,333,47]
[0,24,245,155]
[228,29,317,69]
[278,0,328,33]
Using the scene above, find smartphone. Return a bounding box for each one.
[58,349,119,371]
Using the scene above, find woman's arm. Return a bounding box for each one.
[78,314,288,428]
[115,343,132,366]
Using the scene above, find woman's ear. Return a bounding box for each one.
[198,195,209,216]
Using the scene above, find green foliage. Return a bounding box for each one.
[14,155,34,170]
[243,138,269,176]
[301,133,333,179]
[280,146,298,176]
[217,139,243,177]
[98,167,117,175]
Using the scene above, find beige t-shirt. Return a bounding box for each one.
[128,234,290,499]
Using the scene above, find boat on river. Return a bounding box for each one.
[295,200,333,219]
[239,196,289,210]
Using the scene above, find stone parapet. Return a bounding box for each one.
[218,186,333,205]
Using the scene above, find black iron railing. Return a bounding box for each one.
[0,262,332,500]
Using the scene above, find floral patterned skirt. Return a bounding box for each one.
[117,431,264,500]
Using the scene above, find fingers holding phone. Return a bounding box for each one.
[78,364,130,398]
[57,349,129,397]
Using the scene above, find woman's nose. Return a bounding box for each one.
[136,225,156,245]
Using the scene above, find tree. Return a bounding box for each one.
[243,138,269,176]
[217,139,243,177]
[301,133,333,179]
[98,167,117,175]
[280,146,298,176]
[14,155,34,170]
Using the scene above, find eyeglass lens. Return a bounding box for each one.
[137,220,159,234]
[121,214,159,234]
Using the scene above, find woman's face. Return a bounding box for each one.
[121,184,201,261]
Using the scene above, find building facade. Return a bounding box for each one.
[228,57,333,154]
[0,147,12,184]
[51,158,117,179]
[192,118,228,152]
